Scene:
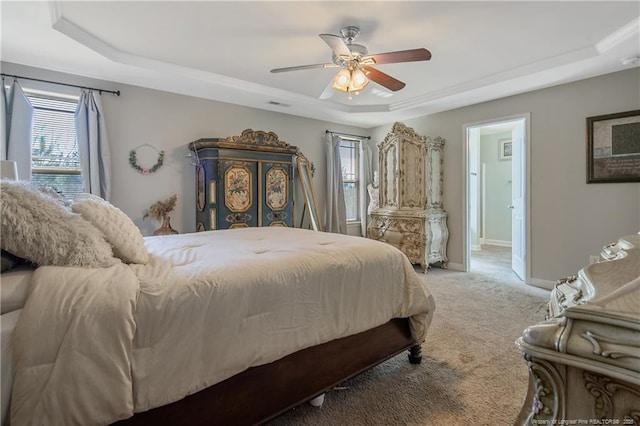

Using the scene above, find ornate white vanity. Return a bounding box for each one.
[367,122,448,272]
[516,234,640,424]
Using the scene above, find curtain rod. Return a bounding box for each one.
[325,130,371,140]
[1,73,120,96]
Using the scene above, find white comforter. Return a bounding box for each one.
[10,227,435,425]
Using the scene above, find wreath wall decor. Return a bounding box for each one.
[129,144,165,175]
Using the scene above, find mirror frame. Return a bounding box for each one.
[296,152,323,232]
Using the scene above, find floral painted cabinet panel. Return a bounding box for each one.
[219,160,258,228]
[189,130,298,231]
[262,165,291,226]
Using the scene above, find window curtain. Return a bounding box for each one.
[75,89,111,201]
[325,133,347,234]
[1,78,33,180]
[361,140,373,237]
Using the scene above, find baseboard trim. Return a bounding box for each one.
[528,278,555,290]
[443,262,464,271]
[426,262,556,290]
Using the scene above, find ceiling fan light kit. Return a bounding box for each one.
[332,67,369,94]
[270,25,431,100]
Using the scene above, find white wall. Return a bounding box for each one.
[370,68,640,282]
[1,62,370,235]
[480,131,512,244]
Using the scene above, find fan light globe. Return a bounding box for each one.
[350,68,368,91]
[332,69,351,92]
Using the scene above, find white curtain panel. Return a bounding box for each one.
[324,133,347,234]
[75,90,112,201]
[1,79,33,180]
[361,141,373,237]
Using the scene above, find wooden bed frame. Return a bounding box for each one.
[113,318,422,426]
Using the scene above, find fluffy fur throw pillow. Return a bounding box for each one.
[72,194,149,264]
[0,181,118,268]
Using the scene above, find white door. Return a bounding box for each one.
[468,127,481,251]
[511,121,525,280]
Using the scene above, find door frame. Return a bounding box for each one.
[461,113,531,283]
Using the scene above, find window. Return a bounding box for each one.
[339,138,360,222]
[26,92,83,200]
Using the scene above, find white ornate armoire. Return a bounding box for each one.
[367,122,449,272]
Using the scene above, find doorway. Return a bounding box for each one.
[463,114,530,283]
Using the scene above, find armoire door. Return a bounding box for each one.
[380,138,398,208]
[218,159,259,229]
[399,137,426,209]
[261,163,293,227]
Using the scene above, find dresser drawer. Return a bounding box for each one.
[368,215,425,265]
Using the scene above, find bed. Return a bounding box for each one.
[0,180,435,426]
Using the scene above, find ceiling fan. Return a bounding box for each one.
[270,26,431,100]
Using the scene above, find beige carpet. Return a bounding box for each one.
[269,266,550,426]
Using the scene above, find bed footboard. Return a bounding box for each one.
[113,318,419,426]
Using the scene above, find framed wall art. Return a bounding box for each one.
[587,109,640,183]
[499,138,512,160]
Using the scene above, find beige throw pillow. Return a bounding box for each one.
[72,193,150,264]
[0,181,118,268]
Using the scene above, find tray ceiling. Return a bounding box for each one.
[1,1,638,127]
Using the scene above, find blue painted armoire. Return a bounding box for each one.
[188,129,298,231]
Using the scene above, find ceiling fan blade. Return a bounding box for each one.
[319,34,351,57]
[319,78,335,100]
[271,63,338,73]
[368,48,431,65]
[362,66,406,91]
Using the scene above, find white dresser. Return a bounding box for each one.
[516,234,640,424]
[367,122,449,272]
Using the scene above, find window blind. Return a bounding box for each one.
[27,93,83,200]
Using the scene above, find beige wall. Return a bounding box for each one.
[370,68,640,283]
[4,61,638,282]
[1,62,369,235]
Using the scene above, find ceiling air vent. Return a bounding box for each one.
[266,101,290,107]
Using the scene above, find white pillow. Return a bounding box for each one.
[0,181,118,268]
[72,194,150,264]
